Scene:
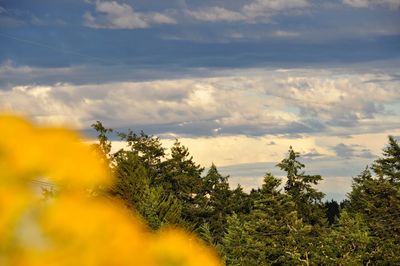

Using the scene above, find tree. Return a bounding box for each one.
[110,150,184,229]
[162,140,204,225]
[372,136,400,183]
[346,136,400,264]
[222,213,254,266]
[325,200,340,225]
[91,121,113,156]
[277,146,325,225]
[201,164,232,243]
[118,130,166,185]
[317,211,370,265]
[244,173,313,265]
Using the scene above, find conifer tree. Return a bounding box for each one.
[118,130,166,185]
[318,211,370,265]
[244,173,312,265]
[163,140,204,224]
[201,164,232,243]
[110,151,183,229]
[277,146,325,225]
[347,136,400,263]
[222,213,254,266]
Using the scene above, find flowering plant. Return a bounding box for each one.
[0,115,221,266]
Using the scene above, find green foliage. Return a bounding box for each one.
[200,164,232,242]
[325,200,340,225]
[118,130,166,185]
[222,213,254,266]
[372,135,400,182]
[346,136,400,264]
[318,211,370,265]
[277,146,325,225]
[244,173,313,265]
[109,151,182,229]
[91,122,400,265]
[91,120,113,156]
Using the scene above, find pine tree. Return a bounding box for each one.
[118,130,166,185]
[222,213,255,266]
[318,211,370,265]
[244,173,312,265]
[201,164,232,243]
[372,136,400,183]
[277,146,325,225]
[162,140,204,225]
[347,136,400,264]
[325,200,340,225]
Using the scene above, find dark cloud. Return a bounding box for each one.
[302,148,326,159]
[333,143,355,158]
[332,143,376,159]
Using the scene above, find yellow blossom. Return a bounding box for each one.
[0,115,112,188]
[152,228,221,266]
[0,114,222,266]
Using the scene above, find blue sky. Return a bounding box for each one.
[1,0,399,200]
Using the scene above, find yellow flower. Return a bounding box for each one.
[0,115,112,189]
[0,114,222,266]
[152,228,221,266]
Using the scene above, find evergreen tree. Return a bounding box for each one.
[222,213,255,266]
[110,150,183,229]
[244,173,312,265]
[230,184,253,215]
[201,164,232,243]
[118,130,166,185]
[163,140,204,224]
[347,136,400,264]
[372,135,400,183]
[325,200,340,225]
[318,211,370,265]
[277,146,325,225]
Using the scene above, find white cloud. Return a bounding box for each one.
[242,0,309,18]
[185,7,246,22]
[1,66,399,138]
[84,1,176,29]
[273,30,300,37]
[186,0,310,22]
[343,0,400,9]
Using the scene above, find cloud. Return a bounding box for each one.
[273,30,300,38]
[302,148,326,159]
[242,0,309,18]
[343,0,400,9]
[186,0,310,22]
[0,6,26,27]
[332,143,376,159]
[185,7,246,22]
[1,65,399,138]
[84,1,176,29]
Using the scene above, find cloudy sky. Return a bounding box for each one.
[1,0,399,200]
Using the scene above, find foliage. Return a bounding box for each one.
[346,136,400,264]
[277,146,325,225]
[89,121,400,265]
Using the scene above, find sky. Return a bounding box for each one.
[1,0,400,201]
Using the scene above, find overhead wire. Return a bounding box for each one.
[0,31,113,64]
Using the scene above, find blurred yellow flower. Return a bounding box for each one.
[0,114,222,266]
[0,114,112,188]
[152,228,221,266]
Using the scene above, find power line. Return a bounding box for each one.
[0,31,113,64]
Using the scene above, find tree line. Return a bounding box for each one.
[92,121,400,265]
